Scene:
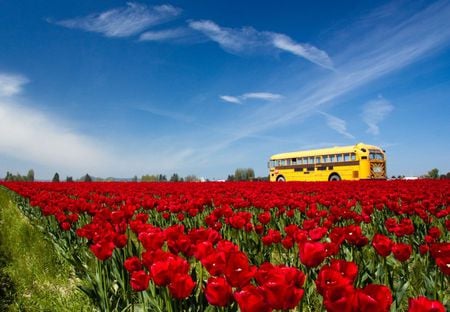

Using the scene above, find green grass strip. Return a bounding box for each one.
[0,186,94,311]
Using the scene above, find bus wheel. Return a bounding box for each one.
[329,174,341,181]
[276,176,286,182]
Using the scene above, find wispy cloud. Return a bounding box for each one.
[220,92,283,104]
[189,20,333,69]
[271,34,334,69]
[136,105,194,123]
[0,100,111,174]
[220,95,242,104]
[319,111,355,139]
[53,3,181,38]
[139,27,189,42]
[242,92,284,101]
[362,97,394,135]
[196,1,450,162]
[0,73,28,97]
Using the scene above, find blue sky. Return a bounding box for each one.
[0,0,449,180]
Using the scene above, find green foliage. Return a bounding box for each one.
[4,169,35,182]
[233,168,255,181]
[141,174,167,182]
[81,174,92,182]
[170,173,180,182]
[426,168,439,179]
[52,172,60,182]
[0,187,93,311]
[184,175,199,182]
[26,169,34,182]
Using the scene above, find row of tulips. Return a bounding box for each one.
[0,180,448,311]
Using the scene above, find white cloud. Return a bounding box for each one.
[198,1,450,162]
[189,20,333,69]
[0,100,112,174]
[220,92,283,104]
[0,73,28,97]
[242,92,284,101]
[136,105,194,123]
[139,27,188,41]
[319,111,355,139]
[271,34,334,69]
[54,2,181,37]
[220,95,241,104]
[189,20,267,54]
[362,97,394,135]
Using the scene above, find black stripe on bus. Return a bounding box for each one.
[275,160,360,170]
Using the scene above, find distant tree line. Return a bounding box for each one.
[424,168,450,179]
[140,174,201,182]
[226,168,268,181]
[3,169,35,182]
[392,168,450,180]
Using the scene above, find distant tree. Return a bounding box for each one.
[26,169,35,182]
[52,172,60,182]
[4,171,12,181]
[447,172,450,179]
[66,176,73,182]
[141,174,168,182]
[234,168,255,181]
[170,173,180,182]
[131,175,138,182]
[141,174,157,182]
[426,168,439,179]
[159,174,167,182]
[83,174,92,182]
[185,175,199,182]
[227,174,235,181]
[6,172,25,181]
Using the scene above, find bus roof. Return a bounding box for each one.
[269,143,383,160]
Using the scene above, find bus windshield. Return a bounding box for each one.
[369,152,384,160]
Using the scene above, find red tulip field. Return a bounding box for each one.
[0,180,449,311]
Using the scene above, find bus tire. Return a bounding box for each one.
[329,173,341,181]
[276,175,286,182]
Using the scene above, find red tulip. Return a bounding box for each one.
[204,276,232,307]
[168,273,195,299]
[234,285,271,312]
[130,270,151,292]
[299,241,327,267]
[372,234,392,257]
[408,296,446,312]
[392,243,412,262]
[124,256,142,273]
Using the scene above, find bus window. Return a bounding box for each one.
[336,154,342,162]
[286,159,291,166]
[297,158,302,165]
[303,157,308,164]
[369,152,384,160]
[276,160,281,166]
[291,158,297,165]
[316,156,321,164]
[309,157,315,165]
[351,153,356,161]
[344,154,350,162]
[330,155,336,162]
[281,159,286,166]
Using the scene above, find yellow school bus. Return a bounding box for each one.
[268,143,386,181]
